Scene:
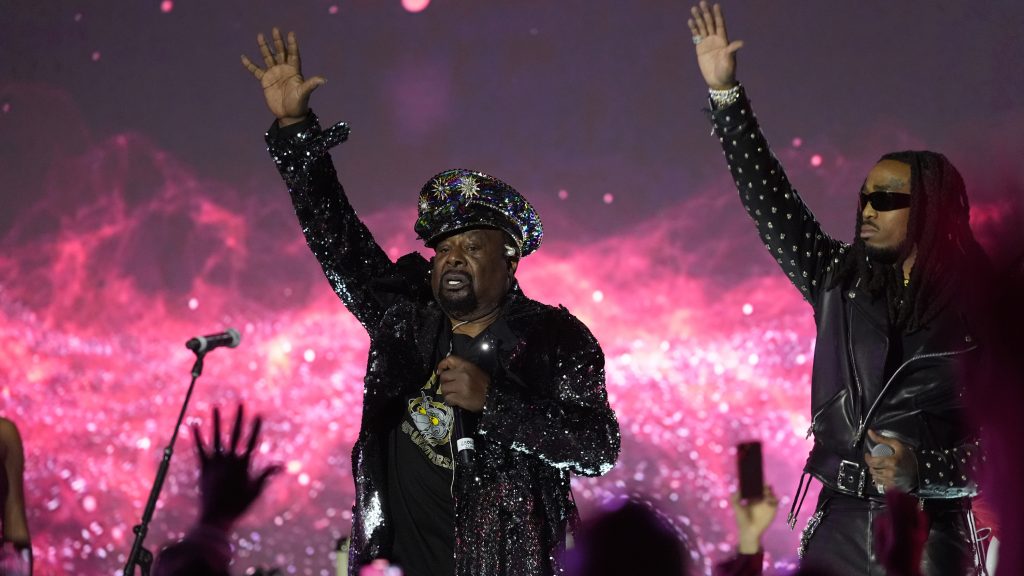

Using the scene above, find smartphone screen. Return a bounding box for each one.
[737,441,764,500]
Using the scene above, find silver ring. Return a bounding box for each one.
[875,482,885,493]
[692,35,703,45]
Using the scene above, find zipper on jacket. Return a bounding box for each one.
[806,391,844,439]
[850,343,978,448]
[846,279,866,404]
[846,315,866,435]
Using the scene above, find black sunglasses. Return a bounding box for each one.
[860,190,911,212]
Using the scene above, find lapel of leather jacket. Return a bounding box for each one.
[904,304,976,358]
[846,282,890,404]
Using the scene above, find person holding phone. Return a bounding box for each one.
[687,3,989,574]
[712,442,776,576]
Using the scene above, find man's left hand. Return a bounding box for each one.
[437,355,490,413]
[864,429,918,492]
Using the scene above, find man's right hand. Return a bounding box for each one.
[687,1,744,90]
[241,28,326,127]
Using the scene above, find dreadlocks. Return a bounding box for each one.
[830,151,990,331]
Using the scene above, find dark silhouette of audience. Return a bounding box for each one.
[563,485,785,576]
[152,351,1024,576]
[563,498,691,576]
[970,249,1024,574]
[153,406,281,576]
[872,491,927,576]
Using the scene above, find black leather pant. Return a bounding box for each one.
[799,488,978,576]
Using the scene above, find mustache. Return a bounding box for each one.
[441,270,472,282]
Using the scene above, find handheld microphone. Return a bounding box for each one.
[453,408,474,466]
[185,328,241,354]
[868,430,896,457]
[448,334,499,467]
[870,443,895,457]
[455,334,504,465]
[445,330,502,467]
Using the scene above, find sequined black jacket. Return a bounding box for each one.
[709,89,981,501]
[266,114,620,575]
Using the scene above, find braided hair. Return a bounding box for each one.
[830,151,990,331]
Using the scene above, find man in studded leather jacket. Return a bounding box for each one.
[688,3,989,574]
[241,28,620,576]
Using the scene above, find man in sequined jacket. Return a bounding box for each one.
[687,3,989,575]
[241,29,619,576]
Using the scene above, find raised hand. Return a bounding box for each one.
[687,1,744,90]
[730,485,779,554]
[241,28,326,127]
[191,405,281,531]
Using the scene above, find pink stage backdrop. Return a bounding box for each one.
[2,1,1022,574]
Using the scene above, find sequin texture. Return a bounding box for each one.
[415,168,544,256]
[266,114,620,576]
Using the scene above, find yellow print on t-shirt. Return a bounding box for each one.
[400,371,456,469]
[401,420,453,470]
[408,388,454,446]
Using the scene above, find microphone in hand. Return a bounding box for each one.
[452,408,474,466]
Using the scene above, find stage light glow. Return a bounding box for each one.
[401,0,430,13]
[0,134,821,571]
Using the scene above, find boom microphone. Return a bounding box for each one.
[185,328,241,354]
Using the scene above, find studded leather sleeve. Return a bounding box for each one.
[915,440,982,499]
[266,114,411,333]
[708,87,848,304]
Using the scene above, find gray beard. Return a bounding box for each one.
[437,290,479,319]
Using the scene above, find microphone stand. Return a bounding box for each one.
[123,352,206,576]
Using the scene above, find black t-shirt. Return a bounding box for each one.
[386,327,493,576]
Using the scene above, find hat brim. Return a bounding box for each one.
[423,223,519,249]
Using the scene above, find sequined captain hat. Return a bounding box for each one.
[414,168,543,257]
